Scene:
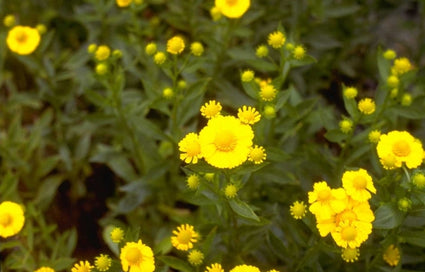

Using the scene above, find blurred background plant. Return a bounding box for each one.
[2,0,425,271]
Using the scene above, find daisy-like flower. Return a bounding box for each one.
[188,249,204,266]
[267,31,286,49]
[0,201,25,238]
[260,84,277,101]
[341,247,359,263]
[331,220,372,248]
[308,181,334,217]
[292,45,306,60]
[358,98,375,115]
[95,254,112,271]
[205,263,224,272]
[6,25,40,55]
[71,261,94,272]
[167,36,185,55]
[120,240,155,272]
[238,106,261,125]
[201,100,222,119]
[199,115,254,169]
[383,244,400,266]
[248,145,266,164]
[376,130,424,169]
[214,0,250,18]
[179,133,202,164]
[34,267,55,272]
[342,168,376,202]
[290,201,307,219]
[171,224,199,251]
[256,44,268,58]
[383,49,396,60]
[339,119,353,134]
[145,42,157,55]
[230,265,261,272]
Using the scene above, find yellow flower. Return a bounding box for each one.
[162,87,174,99]
[368,130,381,143]
[3,15,15,27]
[179,133,202,164]
[199,115,254,169]
[293,45,306,60]
[387,75,399,88]
[210,6,222,21]
[398,197,411,212]
[256,44,269,58]
[376,130,424,169]
[390,88,398,98]
[260,84,277,101]
[188,249,204,266]
[224,184,238,198]
[145,42,157,55]
[230,265,261,272]
[95,63,108,75]
[401,93,412,106]
[263,105,276,119]
[36,24,47,34]
[110,227,124,243]
[177,80,187,90]
[290,201,307,219]
[87,43,97,54]
[201,100,222,119]
[0,201,25,238]
[34,267,55,272]
[241,70,255,82]
[339,119,353,134]
[7,26,41,55]
[413,173,425,189]
[95,254,112,271]
[248,145,266,164]
[205,263,224,272]
[167,36,185,55]
[331,220,372,248]
[186,174,200,190]
[71,261,94,272]
[383,244,400,266]
[341,247,359,263]
[308,181,334,217]
[358,98,375,115]
[392,57,413,75]
[95,45,111,61]
[190,42,204,56]
[120,240,155,272]
[342,168,376,202]
[267,31,286,49]
[383,49,396,60]
[171,224,199,251]
[238,106,261,125]
[116,0,132,7]
[215,0,250,18]
[153,52,166,65]
[343,87,358,99]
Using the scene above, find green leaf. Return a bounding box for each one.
[323,4,361,18]
[157,256,194,272]
[401,231,425,248]
[373,204,404,229]
[103,225,120,257]
[324,129,347,144]
[229,199,260,222]
[377,47,390,81]
[34,175,64,210]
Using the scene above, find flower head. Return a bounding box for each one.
[71,261,94,272]
[260,84,277,101]
[110,227,124,243]
[358,98,375,115]
[199,115,254,169]
[413,173,425,189]
[153,51,166,65]
[187,174,200,190]
[116,0,132,7]
[120,240,155,272]
[331,220,372,248]
[383,49,396,60]
[290,201,307,219]
[248,145,266,164]
[167,36,185,55]
[95,254,112,271]
[224,184,238,198]
[0,201,25,238]
[341,247,359,263]
[230,265,261,272]
[95,45,111,61]
[205,263,224,272]
[3,15,15,27]
[34,267,55,272]
[162,87,174,99]
[171,224,199,251]
[343,87,358,99]
[7,26,40,55]
[268,31,286,49]
[238,106,261,125]
[190,42,204,56]
[36,24,47,34]
[95,63,108,75]
[401,93,412,106]
[387,75,399,88]
[263,105,276,119]
[339,119,353,134]
[210,6,222,21]
[398,197,412,212]
[215,0,250,18]
[201,100,222,119]
[188,249,204,266]
[256,44,269,58]
[368,130,381,143]
[376,130,424,169]
[87,43,97,54]
[342,168,376,202]
[392,57,413,75]
[145,42,157,55]
[383,244,400,266]
[293,45,306,60]
[241,70,255,82]
[179,133,202,164]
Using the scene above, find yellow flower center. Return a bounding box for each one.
[226,0,237,5]
[187,141,201,157]
[0,213,12,226]
[15,30,28,43]
[392,140,410,157]
[317,189,330,201]
[337,211,357,225]
[292,203,305,217]
[341,226,357,241]
[250,148,264,162]
[214,130,237,152]
[353,175,367,189]
[125,247,142,264]
[177,230,192,244]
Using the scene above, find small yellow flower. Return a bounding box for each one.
[343,87,358,99]
[401,93,412,106]
[268,31,286,49]
[342,168,376,202]
[188,249,204,266]
[263,105,276,119]
[290,201,307,219]
[34,267,55,272]
[341,247,359,263]
[383,49,396,60]
[368,130,381,143]
[187,174,200,190]
[205,263,224,272]
[210,6,222,21]
[256,44,269,58]
[200,100,222,119]
[238,106,261,125]
[358,98,375,115]
[153,51,167,65]
[215,0,251,18]
[95,63,108,75]
[387,75,399,88]
[7,25,41,55]
[134,0,143,4]
[390,88,399,98]
[120,240,155,272]
[392,57,413,75]
[248,145,266,164]
[177,80,187,89]
[293,45,306,60]
[339,119,353,134]
[179,133,202,164]
[285,42,294,51]
[167,36,185,55]
[36,24,47,34]
[71,261,94,272]
[3,15,15,27]
[224,184,238,198]
[110,227,124,243]
[398,197,411,212]
[116,0,132,7]
[383,244,400,266]
[171,224,199,251]
[162,87,174,99]
[260,84,277,101]
[145,42,157,55]
[241,70,255,82]
[0,201,25,238]
[95,45,111,61]
[112,49,122,58]
[87,43,97,54]
[413,173,425,189]
[190,42,204,56]
[95,254,112,271]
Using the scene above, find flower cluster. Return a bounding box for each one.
[308,168,376,261]
[87,43,122,75]
[179,100,265,169]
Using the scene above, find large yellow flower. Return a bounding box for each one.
[215,0,250,18]
[0,201,25,238]
[171,224,199,251]
[230,265,260,272]
[6,25,40,55]
[342,168,376,202]
[120,240,155,272]
[376,130,424,169]
[199,115,254,169]
[331,220,372,248]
